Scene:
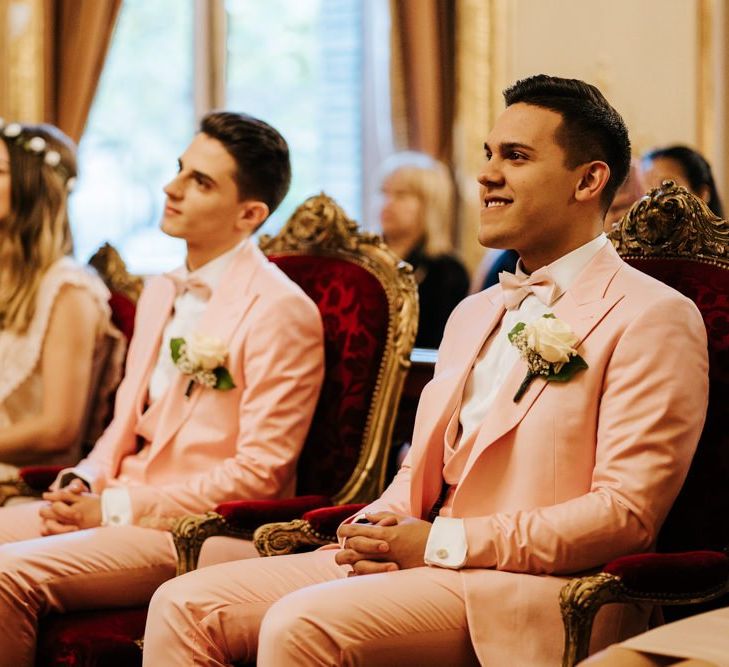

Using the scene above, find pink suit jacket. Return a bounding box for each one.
[364,243,709,664]
[68,241,324,528]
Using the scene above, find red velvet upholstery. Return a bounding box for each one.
[108,291,137,343]
[626,259,729,555]
[603,551,729,596]
[302,502,367,538]
[267,255,389,497]
[36,607,146,667]
[20,465,63,491]
[217,494,332,533]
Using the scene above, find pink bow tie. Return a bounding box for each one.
[498,267,559,310]
[166,273,212,301]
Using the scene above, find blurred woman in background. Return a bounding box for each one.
[0,121,123,478]
[378,152,469,348]
[642,145,724,218]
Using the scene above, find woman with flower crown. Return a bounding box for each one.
[0,121,124,480]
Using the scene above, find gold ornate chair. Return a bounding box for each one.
[560,181,729,666]
[0,243,142,506]
[171,192,419,573]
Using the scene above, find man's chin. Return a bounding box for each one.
[477,230,511,250]
[160,219,183,238]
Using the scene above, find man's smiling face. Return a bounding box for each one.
[477,103,589,271]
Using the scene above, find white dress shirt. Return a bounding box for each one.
[147,240,247,402]
[425,234,608,568]
[66,240,249,527]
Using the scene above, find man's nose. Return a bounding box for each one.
[163,174,183,199]
[477,159,504,188]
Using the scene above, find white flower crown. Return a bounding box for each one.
[0,118,75,191]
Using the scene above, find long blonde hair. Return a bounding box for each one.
[0,124,77,333]
[379,152,455,256]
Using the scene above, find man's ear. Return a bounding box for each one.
[236,200,270,234]
[574,161,611,203]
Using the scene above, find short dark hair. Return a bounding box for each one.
[199,111,291,216]
[642,144,724,218]
[503,74,631,210]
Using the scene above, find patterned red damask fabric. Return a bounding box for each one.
[269,255,390,497]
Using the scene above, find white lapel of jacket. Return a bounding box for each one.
[455,243,627,488]
[409,289,506,518]
[145,242,264,459]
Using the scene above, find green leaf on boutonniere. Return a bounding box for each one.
[547,355,588,382]
[507,321,526,344]
[170,337,184,363]
[213,366,236,391]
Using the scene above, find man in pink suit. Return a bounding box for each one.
[0,112,324,665]
[143,76,709,666]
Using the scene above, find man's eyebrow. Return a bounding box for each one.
[191,170,217,187]
[178,158,217,187]
[484,141,535,155]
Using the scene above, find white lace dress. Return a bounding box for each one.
[0,257,125,479]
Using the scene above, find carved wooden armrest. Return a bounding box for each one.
[253,503,365,557]
[171,512,230,576]
[560,551,729,667]
[560,572,625,667]
[0,477,39,506]
[253,518,335,557]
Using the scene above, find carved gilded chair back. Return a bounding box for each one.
[88,242,144,343]
[259,193,419,503]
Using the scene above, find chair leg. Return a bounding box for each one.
[560,572,624,667]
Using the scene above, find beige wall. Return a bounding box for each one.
[459,0,727,272]
[502,0,702,155]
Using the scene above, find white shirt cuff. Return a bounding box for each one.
[101,487,133,527]
[57,467,92,490]
[424,516,468,569]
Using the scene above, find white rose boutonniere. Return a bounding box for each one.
[508,313,588,402]
[171,333,236,397]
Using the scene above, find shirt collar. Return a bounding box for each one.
[515,233,607,296]
[181,237,249,293]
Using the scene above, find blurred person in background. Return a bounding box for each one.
[604,158,646,232]
[378,152,469,348]
[642,145,724,218]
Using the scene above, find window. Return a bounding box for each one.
[71,0,368,274]
[70,0,193,272]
